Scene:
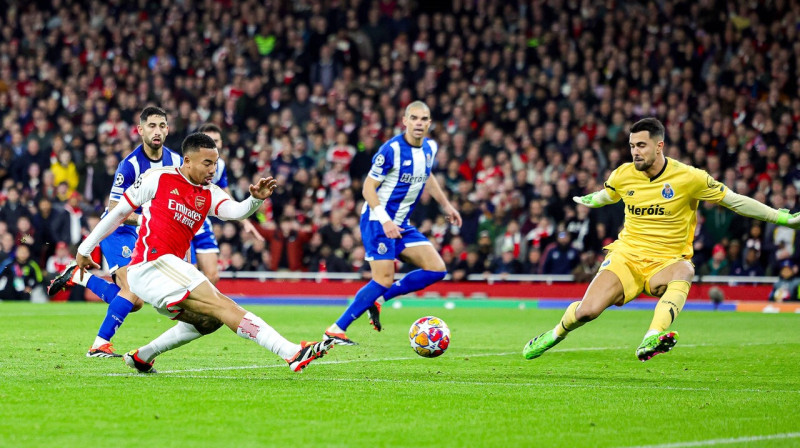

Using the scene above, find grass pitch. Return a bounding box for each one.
[1,301,799,448]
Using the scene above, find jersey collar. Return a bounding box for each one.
[649,157,668,182]
[175,167,203,187]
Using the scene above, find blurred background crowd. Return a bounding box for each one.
[1,0,800,300]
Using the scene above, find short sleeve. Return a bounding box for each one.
[209,184,232,217]
[109,161,135,203]
[603,167,622,202]
[367,142,395,182]
[123,170,161,208]
[691,168,727,203]
[216,159,229,189]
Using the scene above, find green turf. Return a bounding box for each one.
[1,301,799,448]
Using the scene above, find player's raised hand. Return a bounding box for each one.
[444,204,462,227]
[785,211,800,229]
[76,253,100,282]
[573,192,603,208]
[382,221,404,239]
[250,176,278,200]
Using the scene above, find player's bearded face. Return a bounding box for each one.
[629,131,661,172]
[139,117,169,150]
[403,107,431,140]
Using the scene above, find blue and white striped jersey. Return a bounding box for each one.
[211,157,228,189]
[107,144,182,223]
[362,133,438,227]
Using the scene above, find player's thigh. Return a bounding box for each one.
[398,244,446,272]
[577,270,626,320]
[183,281,245,330]
[368,259,396,287]
[646,260,695,297]
[195,252,220,284]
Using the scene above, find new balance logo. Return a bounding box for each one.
[170,188,179,195]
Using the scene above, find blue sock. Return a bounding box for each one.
[383,269,447,301]
[86,276,121,304]
[335,280,389,331]
[98,295,134,341]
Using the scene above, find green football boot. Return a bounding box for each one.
[636,331,679,361]
[523,329,564,360]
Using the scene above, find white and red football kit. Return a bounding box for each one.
[78,167,263,317]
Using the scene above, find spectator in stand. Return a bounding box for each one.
[258,216,313,271]
[0,244,43,301]
[571,251,601,283]
[542,231,579,275]
[731,247,766,277]
[699,244,731,277]
[769,260,799,302]
[0,188,30,234]
[489,244,523,276]
[522,248,543,275]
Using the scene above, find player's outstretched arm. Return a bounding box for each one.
[363,176,403,239]
[720,190,800,228]
[75,199,135,279]
[573,190,619,208]
[425,175,462,227]
[214,177,277,221]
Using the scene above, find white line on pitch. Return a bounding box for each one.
[103,341,791,376]
[618,432,800,448]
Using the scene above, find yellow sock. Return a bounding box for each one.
[554,301,584,338]
[648,280,690,332]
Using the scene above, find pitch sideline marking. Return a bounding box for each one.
[618,431,800,448]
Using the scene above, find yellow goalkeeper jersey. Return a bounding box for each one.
[602,157,728,259]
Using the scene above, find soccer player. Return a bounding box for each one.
[75,133,333,373]
[49,106,182,357]
[190,123,262,285]
[523,118,800,361]
[323,101,462,345]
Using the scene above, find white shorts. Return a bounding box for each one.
[127,254,208,319]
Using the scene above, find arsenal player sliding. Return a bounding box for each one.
[75,133,333,373]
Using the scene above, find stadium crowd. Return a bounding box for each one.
[1,0,800,300]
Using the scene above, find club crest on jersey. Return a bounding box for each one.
[114,173,124,186]
[425,153,432,168]
[195,196,206,210]
[661,183,675,199]
[121,246,132,258]
[377,243,388,255]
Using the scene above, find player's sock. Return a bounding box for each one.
[95,295,134,348]
[236,312,300,359]
[375,296,385,305]
[554,301,584,338]
[93,336,110,348]
[86,276,121,304]
[334,280,389,331]
[381,269,446,301]
[70,270,91,287]
[137,322,203,363]
[647,280,689,332]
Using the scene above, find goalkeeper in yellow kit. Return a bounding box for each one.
[523,117,800,361]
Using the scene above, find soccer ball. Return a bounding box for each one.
[408,316,450,358]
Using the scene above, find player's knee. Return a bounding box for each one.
[196,316,223,335]
[207,271,220,285]
[373,271,394,287]
[575,303,603,322]
[131,298,143,312]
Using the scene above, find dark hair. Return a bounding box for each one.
[140,106,168,123]
[197,123,222,134]
[630,117,665,141]
[181,132,217,155]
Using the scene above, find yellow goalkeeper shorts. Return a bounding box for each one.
[598,249,690,305]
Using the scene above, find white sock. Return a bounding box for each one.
[92,336,109,349]
[375,296,385,305]
[137,322,203,363]
[72,269,92,287]
[236,312,300,359]
[327,323,344,334]
[644,329,660,340]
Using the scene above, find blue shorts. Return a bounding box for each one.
[190,219,219,264]
[360,219,431,261]
[100,225,137,273]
